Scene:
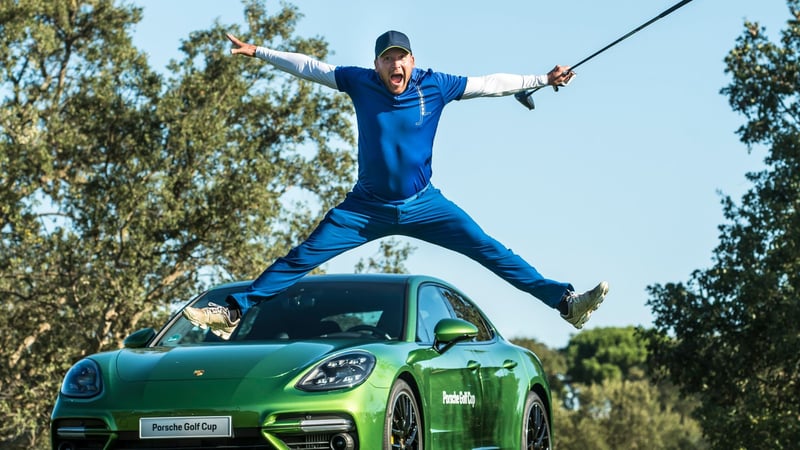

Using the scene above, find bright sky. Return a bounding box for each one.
[131,0,788,348]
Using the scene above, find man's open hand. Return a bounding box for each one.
[227,33,256,57]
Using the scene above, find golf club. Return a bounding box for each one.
[515,0,695,110]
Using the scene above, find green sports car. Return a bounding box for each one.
[51,274,552,450]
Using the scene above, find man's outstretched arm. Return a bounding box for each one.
[227,33,337,89]
[461,65,574,99]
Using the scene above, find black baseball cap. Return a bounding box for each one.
[375,30,412,58]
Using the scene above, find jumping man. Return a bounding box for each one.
[184,30,609,340]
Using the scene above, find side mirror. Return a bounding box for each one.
[433,318,478,353]
[123,328,156,348]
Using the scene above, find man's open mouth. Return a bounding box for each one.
[390,74,403,84]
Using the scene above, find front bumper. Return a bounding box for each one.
[51,378,389,450]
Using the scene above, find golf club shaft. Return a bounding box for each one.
[569,0,694,72]
[516,0,695,109]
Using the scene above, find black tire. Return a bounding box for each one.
[384,379,423,450]
[522,391,551,450]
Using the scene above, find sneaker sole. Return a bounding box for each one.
[187,319,208,330]
[210,327,233,340]
[183,309,236,339]
[187,317,233,340]
[182,310,210,330]
[573,282,609,329]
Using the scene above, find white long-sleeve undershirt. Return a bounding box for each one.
[254,46,549,98]
[255,47,338,89]
[461,73,549,98]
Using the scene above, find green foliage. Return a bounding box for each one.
[564,326,648,385]
[555,378,707,450]
[354,238,417,274]
[514,329,707,450]
[645,1,800,448]
[0,0,356,447]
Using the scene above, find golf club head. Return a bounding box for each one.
[514,90,536,110]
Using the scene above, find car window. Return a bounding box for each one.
[416,284,455,343]
[239,284,405,341]
[440,288,495,342]
[154,280,407,346]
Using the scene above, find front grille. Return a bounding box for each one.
[113,429,271,449]
[52,425,273,450]
[281,433,342,450]
[52,418,360,450]
[265,413,359,450]
[52,419,111,450]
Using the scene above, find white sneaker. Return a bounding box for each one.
[561,282,609,329]
[182,302,240,340]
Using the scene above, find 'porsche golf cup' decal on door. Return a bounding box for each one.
[442,390,476,407]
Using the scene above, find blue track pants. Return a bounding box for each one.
[229,184,572,314]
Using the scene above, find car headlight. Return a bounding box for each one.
[296,351,376,392]
[60,359,102,398]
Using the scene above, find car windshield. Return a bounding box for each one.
[154,280,407,346]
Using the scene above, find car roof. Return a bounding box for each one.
[210,273,451,291]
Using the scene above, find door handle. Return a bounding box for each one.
[503,359,518,370]
[467,360,481,371]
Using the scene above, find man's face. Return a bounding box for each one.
[374,48,415,95]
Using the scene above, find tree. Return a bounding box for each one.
[645,1,800,448]
[555,378,707,450]
[354,237,417,274]
[515,329,707,449]
[0,1,357,447]
[564,326,648,385]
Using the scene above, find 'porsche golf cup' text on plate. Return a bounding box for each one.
[139,416,232,439]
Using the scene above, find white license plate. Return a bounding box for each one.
[139,416,232,439]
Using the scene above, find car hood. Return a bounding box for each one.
[115,342,346,382]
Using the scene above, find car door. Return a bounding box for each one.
[412,283,482,449]
[441,288,525,447]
